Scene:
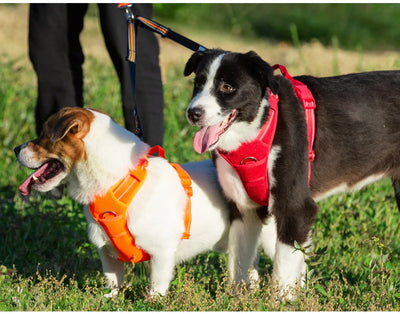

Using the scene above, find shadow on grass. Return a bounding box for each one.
[0,185,101,286]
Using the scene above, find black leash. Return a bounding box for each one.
[118,3,206,139]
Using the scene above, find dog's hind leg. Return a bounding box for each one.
[259,216,278,260]
[392,178,400,211]
[149,250,177,296]
[228,209,263,287]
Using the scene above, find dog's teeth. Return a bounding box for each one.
[32,175,38,181]
[220,115,230,127]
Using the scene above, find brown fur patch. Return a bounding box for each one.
[32,107,95,170]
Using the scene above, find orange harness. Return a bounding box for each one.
[89,146,193,263]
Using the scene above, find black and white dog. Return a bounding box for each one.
[184,49,400,296]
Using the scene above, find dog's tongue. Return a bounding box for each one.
[193,110,238,154]
[193,124,221,154]
[19,162,50,196]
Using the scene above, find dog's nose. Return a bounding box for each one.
[14,145,22,157]
[187,107,204,124]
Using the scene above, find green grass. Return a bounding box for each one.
[1,52,399,310]
[154,3,400,51]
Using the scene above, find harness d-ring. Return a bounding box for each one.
[240,157,258,165]
[100,210,117,219]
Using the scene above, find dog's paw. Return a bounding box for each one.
[248,268,260,290]
[146,287,167,300]
[103,287,119,298]
[271,280,302,303]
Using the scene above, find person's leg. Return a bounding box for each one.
[98,4,164,146]
[29,4,75,135]
[29,4,87,135]
[67,4,89,109]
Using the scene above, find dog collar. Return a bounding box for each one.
[89,145,193,263]
[218,65,316,207]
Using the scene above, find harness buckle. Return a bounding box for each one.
[309,150,316,161]
[303,100,316,110]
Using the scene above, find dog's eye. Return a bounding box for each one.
[221,83,235,94]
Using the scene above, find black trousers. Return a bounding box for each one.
[29,4,164,146]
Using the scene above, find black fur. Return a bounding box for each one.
[185,50,278,126]
[185,49,400,247]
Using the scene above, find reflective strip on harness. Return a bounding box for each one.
[89,146,192,263]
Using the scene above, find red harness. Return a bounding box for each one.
[218,65,316,206]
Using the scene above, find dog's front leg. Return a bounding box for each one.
[228,209,263,287]
[148,250,176,297]
[271,197,317,300]
[84,207,124,297]
[271,238,309,299]
[98,245,124,297]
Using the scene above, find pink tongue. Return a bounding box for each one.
[193,124,221,154]
[19,162,50,196]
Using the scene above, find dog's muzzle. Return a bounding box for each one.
[187,107,204,125]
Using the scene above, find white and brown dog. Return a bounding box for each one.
[184,49,400,296]
[14,107,273,297]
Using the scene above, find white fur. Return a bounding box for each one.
[313,173,386,202]
[186,53,396,301]
[271,236,311,299]
[73,111,232,296]
[17,109,278,297]
[187,54,226,126]
[217,98,270,152]
[219,146,281,288]
[16,142,69,193]
[188,52,312,298]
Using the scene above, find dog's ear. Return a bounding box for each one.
[184,51,205,76]
[49,108,92,142]
[244,51,279,95]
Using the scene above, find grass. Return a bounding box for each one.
[154,3,400,51]
[1,38,400,311]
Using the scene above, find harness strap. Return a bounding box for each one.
[217,89,279,206]
[89,161,150,263]
[89,146,192,263]
[170,163,193,239]
[273,64,316,184]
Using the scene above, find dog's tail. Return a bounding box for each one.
[392,178,400,212]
